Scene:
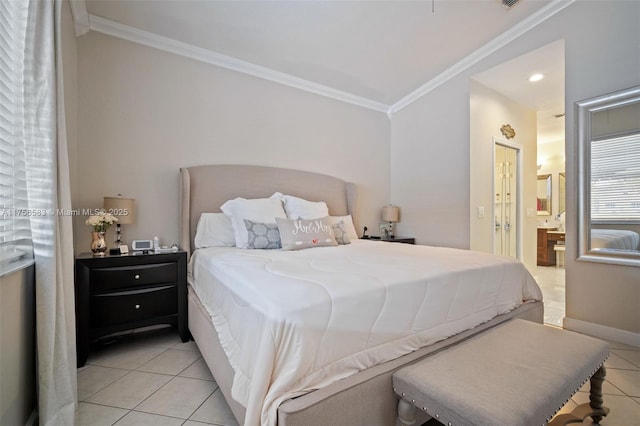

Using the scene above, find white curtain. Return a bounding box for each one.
[22,0,77,424]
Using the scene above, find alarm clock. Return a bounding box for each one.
[131,239,154,252]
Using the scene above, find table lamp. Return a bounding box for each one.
[103,194,136,254]
[382,205,399,238]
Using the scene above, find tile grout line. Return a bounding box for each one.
[78,368,135,402]
[184,386,221,424]
[75,400,129,426]
[610,350,640,369]
[127,370,218,421]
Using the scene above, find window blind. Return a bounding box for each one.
[0,0,33,269]
[591,132,640,222]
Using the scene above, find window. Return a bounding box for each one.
[0,0,33,272]
[591,132,640,223]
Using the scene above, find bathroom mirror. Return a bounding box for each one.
[558,172,566,214]
[577,85,640,266]
[537,174,552,216]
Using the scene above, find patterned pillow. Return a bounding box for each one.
[244,219,281,249]
[276,217,337,251]
[220,193,286,248]
[332,221,351,245]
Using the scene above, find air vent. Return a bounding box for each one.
[498,0,522,9]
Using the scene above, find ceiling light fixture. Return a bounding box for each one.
[528,73,544,82]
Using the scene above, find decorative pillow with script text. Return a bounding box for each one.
[276,217,338,251]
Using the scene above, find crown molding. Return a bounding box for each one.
[79,0,573,117]
[69,0,89,36]
[87,15,390,114]
[389,0,575,115]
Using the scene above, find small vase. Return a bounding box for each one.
[91,231,107,256]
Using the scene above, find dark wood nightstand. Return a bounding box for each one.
[363,236,415,244]
[74,251,188,367]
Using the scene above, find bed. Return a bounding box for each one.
[591,228,640,251]
[180,164,544,426]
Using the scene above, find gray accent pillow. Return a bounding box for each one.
[276,217,338,251]
[332,221,351,245]
[244,219,281,249]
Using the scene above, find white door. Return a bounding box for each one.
[494,141,520,258]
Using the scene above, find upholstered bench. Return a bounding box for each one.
[393,319,609,426]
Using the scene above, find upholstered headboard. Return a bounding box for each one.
[180,165,358,255]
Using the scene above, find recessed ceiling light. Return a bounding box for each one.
[528,73,544,82]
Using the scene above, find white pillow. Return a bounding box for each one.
[328,215,358,240]
[282,195,329,220]
[194,213,236,248]
[221,193,287,248]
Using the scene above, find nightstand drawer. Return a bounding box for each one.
[90,285,177,328]
[90,262,177,292]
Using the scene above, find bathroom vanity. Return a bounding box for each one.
[537,227,565,266]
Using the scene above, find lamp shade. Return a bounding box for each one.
[382,205,399,223]
[103,196,136,225]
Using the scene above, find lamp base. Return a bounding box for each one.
[380,222,395,238]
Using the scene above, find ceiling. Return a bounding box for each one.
[473,39,565,144]
[81,0,566,142]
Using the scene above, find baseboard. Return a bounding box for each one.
[563,317,640,348]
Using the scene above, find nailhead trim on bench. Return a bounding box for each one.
[393,320,609,426]
[401,358,609,426]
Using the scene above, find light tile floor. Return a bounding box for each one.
[76,326,238,426]
[534,264,567,328]
[77,325,640,426]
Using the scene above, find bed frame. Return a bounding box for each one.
[179,164,544,426]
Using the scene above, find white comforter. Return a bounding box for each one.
[189,240,542,426]
[591,229,640,251]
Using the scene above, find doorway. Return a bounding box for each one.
[470,40,566,327]
[493,140,520,259]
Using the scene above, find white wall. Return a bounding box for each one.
[392,1,640,337]
[74,32,390,253]
[390,79,471,249]
[469,81,538,272]
[562,1,640,338]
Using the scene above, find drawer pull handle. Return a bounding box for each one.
[134,274,140,279]
[135,304,141,309]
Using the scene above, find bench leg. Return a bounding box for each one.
[548,365,610,425]
[397,399,417,426]
[589,365,607,424]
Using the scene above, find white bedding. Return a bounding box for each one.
[189,240,542,426]
[591,229,640,250]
